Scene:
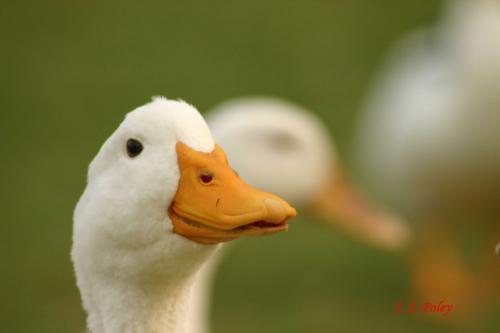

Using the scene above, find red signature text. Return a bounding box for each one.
[394,300,453,316]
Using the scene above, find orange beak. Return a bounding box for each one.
[307,166,410,250]
[169,142,297,244]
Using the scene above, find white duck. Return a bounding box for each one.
[71,97,296,333]
[185,96,410,333]
[355,0,500,320]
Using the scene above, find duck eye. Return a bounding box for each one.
[126,139,143,158]
[268,131,300,151]
[199,171,214,184]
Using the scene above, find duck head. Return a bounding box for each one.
[72,97,296,282]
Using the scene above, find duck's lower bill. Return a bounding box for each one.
[169,207,290,244]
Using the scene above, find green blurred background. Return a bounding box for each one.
[1,0,498,332]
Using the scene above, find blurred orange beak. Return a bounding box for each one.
[307,166,410,250]
[169,142,297,244]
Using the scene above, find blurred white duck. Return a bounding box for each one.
[71,97,296,333]
[356,0,500,320]
[186,96,410,333]
[209,97,410,248]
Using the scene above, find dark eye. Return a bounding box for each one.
[126,138,143,158]
[199,171,214,184]
[268,131,300,151]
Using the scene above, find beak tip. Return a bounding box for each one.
[263,198,297,223]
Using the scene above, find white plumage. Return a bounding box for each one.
[73,97,219,333]
[356,0,500,219]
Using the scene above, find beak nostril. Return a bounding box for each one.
[199,171,214,184]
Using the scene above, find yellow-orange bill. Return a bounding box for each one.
[169,142,296,244]
[307,166,410,250]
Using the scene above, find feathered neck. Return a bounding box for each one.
[84,274,193,333]
[74,225,220,333]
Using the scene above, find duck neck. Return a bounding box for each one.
[77,239,220,333]
[89,276,192,333]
